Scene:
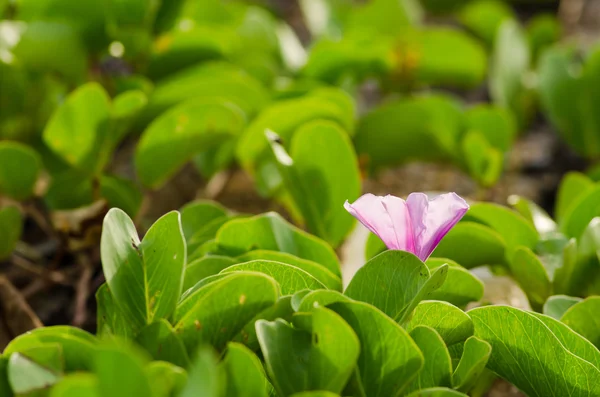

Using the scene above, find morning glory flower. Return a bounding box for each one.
[344,192,469,261]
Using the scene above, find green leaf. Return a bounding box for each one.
[187,216,238,258]
[145,361,188,397]
[452,336,491,392]
[173,271,279,352]
[184,256,238,291]
[135,99,245,188]
[329,301,424,397]
[354,95,461,172]
[432,222,506,268]
[234,296,294,351]
[93,342,152,397]
[0,206,22,260]
[236,88,354,195]
[101,209,186,330]
[43,82,111,174]
[179,347,222,397]
[508,195,557,235]
[290,392,340,397]
[542,295,582,320]
[527,14,561,61]
[269,120,361,247]
[531,313,600,370]
[559,185,600,238]
[257,307,360,396]
[293,290,351,313]
[405,301,474,346]
[180,200,228,241]
[0,357,11,397]
[0,141,41,200]
[144,62,269,122]
[365,232,387,260]
[464,202,539,254]
[136,320,190,368]
[237,251,342,291]
[8,352,60,394]
[346,0,417,35]
[561,297,600,349]
[99,175,143,218]
[96,283,136,339]
[112,90,148,121]
[470,305,600,396]
[44,169,94,210]
[461,131,504,187]
[425,258,484,308]
[405,326,453,392]
[405,387,468,396]
[464,104,517,152]
[489,19,533,127]
[508,246,552,311]
[459,0,514,46]
[345,251,447,322]
[220,342,270,397]
[3,326,97,372]
[49,373,99,397]
[216,212,340,277]
[555,172,595,225]
[222,260,326,295]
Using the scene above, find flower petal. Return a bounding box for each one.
[407,192,469,260]
[344,194,412,251]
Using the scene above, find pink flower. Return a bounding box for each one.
[344,193,469,261]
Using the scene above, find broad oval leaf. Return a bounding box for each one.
[173,271,279,352]
[220,342,270,397]
[101,209,186,330]
[96,283,136,339]
[145,361,188,397]
[0,141,41,200]
[405,326,453,392]
[93,342,152,397]
[560,185,600,238]
[184,256,238,291]
[135,99,246,188]
[405,387,468,397]
[49,373,99,397]
[425,258,484,308]
[452,336,491,392]
[136,320,190,368]
[180,200,228,241]
[329,301,424,397]
[221,260,326,295]
[216,212,340,277]
[561,297,600,350]
[405,301,474,347]
[470,305,600,396]
[345,251,447,323]
[234,296,294,351]
[543,295,582,320]
[555,172,595,225]
[179,346,221,397]
[294,290,351,313]
[508,246,551,311]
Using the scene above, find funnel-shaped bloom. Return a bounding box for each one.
[344,192,469,261]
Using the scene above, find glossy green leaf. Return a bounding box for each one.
[180,200,228,241]
[216,212,340,277]
[173,271,279,352]
[112,90,148,121]
[346,0,416,34]
[43,83,111,174]
[0,206,22,260]
[489,19,533,126]
[555,172,595,225]
[220,342,270,397]
[99,175,143,218]
[237,251,342,291]
[452,336,491,392]
[235,296,294,351]
[542,295,582,320]
[179,347,222,397]
[425,258,484,308]
[330,301,423,397]
[532,313,600,370]
[461,130,503,187]
[270,121,361,247]
[464,202,539,254]
[345,251,447,322]
[560,185,600,238]
[470,305,600,396]
[135,99,245,188]
[293,290,351,313]
[405,301,474,346]
[0,141,41,200]
[49,373,99,397]
[405,387,468,397]
[222,260,326,295]
[459,0,514,46]
[464,104,517,152]
[432,222,506,268]
[136,320,190,368]
[258,306,359,396]
[145,361,188,397]
[354,95,461,172]
[184,256,237,291]
[561,297,600,349]
[93,342,152,397]
[8,352,60,394]
[96,283,136,339]
[508,246,551,310]
[3,326,97,372]
[187,216,238,258]
[101,209,186,329]
[405,326,452,392]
